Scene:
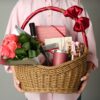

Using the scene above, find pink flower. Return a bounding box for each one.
[7,41,18,51]
[0,45,15,59]
[3,34,18,43]
[0,45,10,57]
[8,49,16,58]
[3,34,18,47]
[0,34,20,59]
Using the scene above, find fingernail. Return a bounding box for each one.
[81,78,83,81]
[17,80,20,84]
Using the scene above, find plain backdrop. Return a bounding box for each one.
[0,0,100,100]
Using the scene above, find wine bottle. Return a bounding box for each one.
[29,23,37,37]
[29,23,51,66]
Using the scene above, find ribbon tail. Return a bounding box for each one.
[82,32,88,48]
[0,58,6,65]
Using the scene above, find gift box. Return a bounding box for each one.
[36,26,67,42]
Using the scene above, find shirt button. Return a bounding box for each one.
[46,2,51,6]
[48,3,51,6]
[48,14,51,17]
[48,12,51,16]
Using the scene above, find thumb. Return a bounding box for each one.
[16,79,20,84]
[81,73,89,81]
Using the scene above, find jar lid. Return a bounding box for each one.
[54,49,66,53]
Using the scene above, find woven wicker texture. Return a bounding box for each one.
[13,6,89,93]
[14,48,88,93]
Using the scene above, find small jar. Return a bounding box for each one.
[53,50,67,66]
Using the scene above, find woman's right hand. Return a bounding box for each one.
[12,66,24,93]
[4,65,13,73]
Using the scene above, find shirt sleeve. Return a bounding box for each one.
[5,2,20,35]
[77,6,98,68]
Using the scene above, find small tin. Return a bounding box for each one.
[53,50,67,66]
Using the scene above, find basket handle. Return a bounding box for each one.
[21,6,89,48]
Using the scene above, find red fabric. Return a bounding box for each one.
[74,17,89,32]
[64,6,89,48]
[64,6,83,19]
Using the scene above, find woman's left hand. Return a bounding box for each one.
[78,72,89,94]
[78,61,94,94]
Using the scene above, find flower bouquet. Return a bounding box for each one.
[0,32,41,65]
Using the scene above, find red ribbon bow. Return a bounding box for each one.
[64,6,89,48]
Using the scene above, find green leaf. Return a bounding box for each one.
[30,38,40,50]
[28,50,36,58]
[15,48,27,59]
[36,49,41,56]
[22,42,31,51]
[19,33,30,44]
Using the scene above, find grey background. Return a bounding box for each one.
[0,0,100,100]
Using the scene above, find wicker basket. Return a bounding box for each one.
[13,6,89,93]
